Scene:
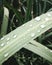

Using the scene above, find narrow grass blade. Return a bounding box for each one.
[24,0,32,23]
[24,40,52,63]
[0,7,9,37]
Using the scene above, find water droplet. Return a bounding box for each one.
[1,37,4,40]
[30,24,32,27]
[45,18,49,21]
[37,30,40,33]
[4,53,9,57]
[7,38,10,41]
[13,35,17,38]
[35,17,40,21]
[22,24,25,26]
[31,33,35,37]
[1,43,5,47]
[40,24,45,28]
[47,13,51,16]
[6,41,9,44]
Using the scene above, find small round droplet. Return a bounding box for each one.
[47,13,51,17]
[4,53,9,57]
[37,30,40,33]
[22,24,25,26]
[13,35,17,38]
[40,24,45,28]
[1,37,4,40]
[31,33,35,37]
[6,41,9,44]
[35,17,41,21]
[7,38,10,41]
[45,18,49,21]
[1,43,5,47]
[30,24,32,27]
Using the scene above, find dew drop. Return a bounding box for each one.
[31,33,35,37]
[4,53,9,57]
[37,30,40,33]
[13,35,17,38]
[6,41,9,44]
[45,18,49,21]
[40,24,45,28]
[47,13,51,17]
[7,38,10,41]
[1,37,4,40]
[30,24,32,27]
[35,17,41,21]
[1,43,5,47]
[22,24,25,26]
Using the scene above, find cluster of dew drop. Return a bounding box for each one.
[30,12,52,38]
[0,35,17,58]
[0,12,52,58]
[30,12,52,52]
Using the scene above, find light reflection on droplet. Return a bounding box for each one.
[35,17,41,21]
[6,41,9,44]
[30,24,32,27]
[13,35,17,38]
[1,43,5,47]
[45,18,49,21]
[40,24,45,28]
[37,30,40,33]
[1,37,4,40]
[47,13,51,17]
[4,53,9,57]
[7,38,10,41]
[31,33,35,37]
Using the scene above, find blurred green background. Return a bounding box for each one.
[0,0,52,65]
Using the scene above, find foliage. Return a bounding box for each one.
[0,0,52,65]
